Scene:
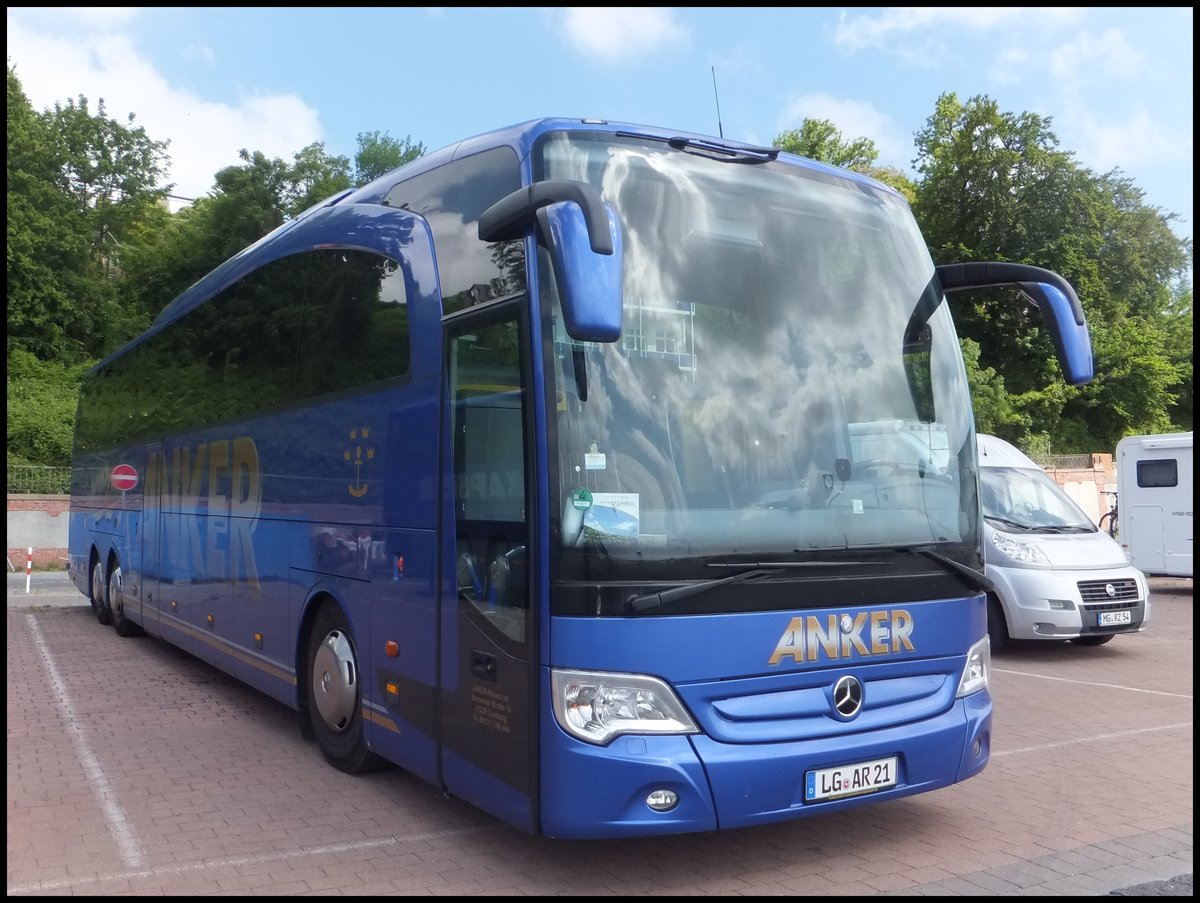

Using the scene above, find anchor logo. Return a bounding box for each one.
[343,426,375,498]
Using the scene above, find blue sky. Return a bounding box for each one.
[6,8,1194,241]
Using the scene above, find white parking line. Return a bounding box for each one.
[994,721,1192,758]
[993,666,1193,699]
[24,613,145,869]
[6,825,497,895]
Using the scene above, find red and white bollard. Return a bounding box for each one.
[26,547,32,594]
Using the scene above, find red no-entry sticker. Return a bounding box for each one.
[111,463,139,491]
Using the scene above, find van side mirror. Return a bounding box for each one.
[936,262,1094,385]
[479,179,623,343]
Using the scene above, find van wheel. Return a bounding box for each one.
[92,558,114,625]
[305,602,382,774]
[986,595,1009,654]
[1071,634,1115,647]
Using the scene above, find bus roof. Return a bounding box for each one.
[127,117,897,369]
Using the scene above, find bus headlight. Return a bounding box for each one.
[956,635,991,698]
[551,669,699,746]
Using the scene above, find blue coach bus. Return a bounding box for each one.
[69,117,1094,838]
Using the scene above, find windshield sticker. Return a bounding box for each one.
[585,442,607,470]
[584,492,640,539]
[570,488,593,511]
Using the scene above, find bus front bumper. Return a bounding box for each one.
[538,690,990,839]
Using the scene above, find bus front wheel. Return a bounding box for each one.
[305,603,381,774]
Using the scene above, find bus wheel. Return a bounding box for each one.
[305,603,381,774]
[1071,634,1115,647]
[92,558,114,626]
[89,558,107,622]
[109,563,142,637]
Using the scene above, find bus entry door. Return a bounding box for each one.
[440,310,536,833]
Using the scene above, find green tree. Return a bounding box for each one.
[6,349,89,466]
[7,66,170,364]
[354,130,424,185]
[912,92,1191,451]
[1161,286,1193,431]
[286,141,352,215]
[774,119,916,201]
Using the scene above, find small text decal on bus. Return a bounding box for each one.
[768,610,915,665]
[148,436,263,590]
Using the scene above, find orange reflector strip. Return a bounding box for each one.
[385,640,400,657]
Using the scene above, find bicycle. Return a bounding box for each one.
[1098,493,1119,539]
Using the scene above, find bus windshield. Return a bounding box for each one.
[538,132,977,583]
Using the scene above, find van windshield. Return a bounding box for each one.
[980,466,1097,532]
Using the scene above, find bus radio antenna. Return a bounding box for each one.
[711,66,724,138]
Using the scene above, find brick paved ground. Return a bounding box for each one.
[7,571,1192,895]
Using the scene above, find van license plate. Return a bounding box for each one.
[1098,610,1132,626]
[805,756,897,802]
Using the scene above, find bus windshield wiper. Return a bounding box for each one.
[625,561,855,613]
[615,131,780,164]
[906,546,989,593]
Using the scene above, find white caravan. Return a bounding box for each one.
[1115,432,1193,578]
[978,434,1150,651]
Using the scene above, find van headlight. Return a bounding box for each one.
[551,669,698,745]
[991,530,1050,565]
[956,635,991,698]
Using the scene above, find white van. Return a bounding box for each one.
[1115,432,1193,578]
[977,434,1150,651]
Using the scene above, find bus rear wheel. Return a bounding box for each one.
[91,558,114,626]
[305,602,381,774]
[108,563,142,637]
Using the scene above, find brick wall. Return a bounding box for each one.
[6,494,69,569]
[1041,453,1117,525]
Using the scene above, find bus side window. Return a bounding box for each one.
[450,317,529,643]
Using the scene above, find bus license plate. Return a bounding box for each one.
[1098,610,1132,627]
[805,756,897,802]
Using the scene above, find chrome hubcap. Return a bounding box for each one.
[311,630,358,732]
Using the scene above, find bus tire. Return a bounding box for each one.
[92,557,114,626]
[305,602,381,774]
[89,557,107,623]
[109,562,142,637]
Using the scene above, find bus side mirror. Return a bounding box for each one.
[1013,280,1093,385]
[537,201,623,342]
[936,262,1094,386]
[479,179,624,343]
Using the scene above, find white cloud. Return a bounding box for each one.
[561,7,688,63]
[778,94,913,171]
[6,15,323,204]
[834,8,1083,54]
[989,47,1030,85]
[1064,107,1193,173]
[1048,28,1143,83]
